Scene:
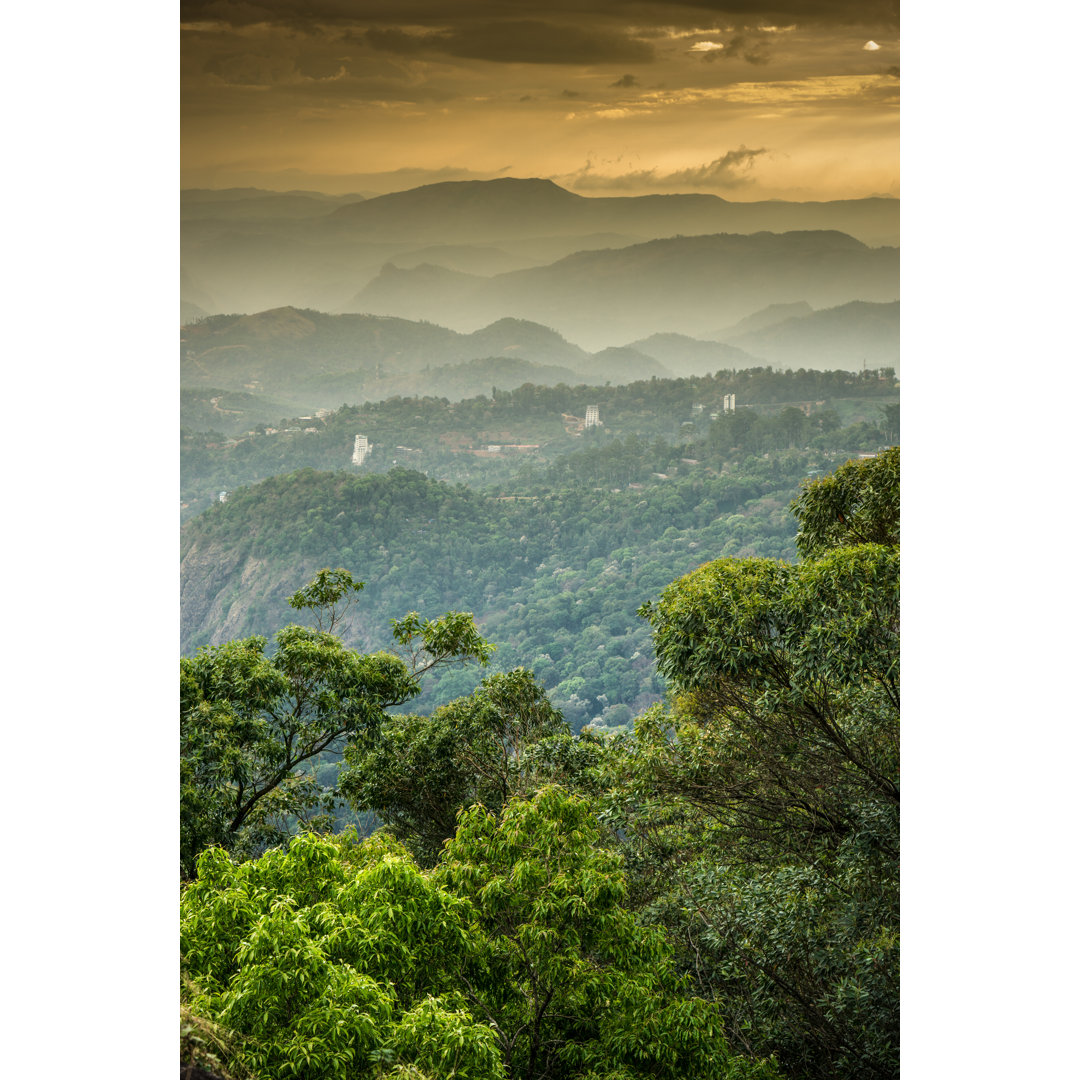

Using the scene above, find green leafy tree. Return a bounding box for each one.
[180,569,493,877]
[616,450,900,1079]
[434,787,782,1080]
[181,810,782,1080]
[181,832,501,1080]
[341,669,568,865]
[789,446,899,558]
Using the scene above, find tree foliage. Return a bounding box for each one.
[180,570,492,877]
[790,446,899,559]
[181,802,782,1080]
[615,450,900,1078]
[340,669,568,865]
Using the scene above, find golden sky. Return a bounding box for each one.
[181,1,899,201]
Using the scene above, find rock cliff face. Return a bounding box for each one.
[180,542,302,653]
[180,540,248,650]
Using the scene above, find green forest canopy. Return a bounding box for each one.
[181,448,899,1080]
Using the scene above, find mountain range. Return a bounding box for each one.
[181,177,899,320]
[350,230,898,349]
[181,296,897,422]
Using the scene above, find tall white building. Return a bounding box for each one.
[585,405,600,428]
[352,435,370,466]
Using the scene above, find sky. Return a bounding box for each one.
[181,0,899,201]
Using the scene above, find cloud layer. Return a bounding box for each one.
[181,2,899,201]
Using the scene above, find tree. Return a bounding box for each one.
[181,832,503,1080]
[617,449,900,1079]
[789,446,898,558]
[181,816,781,1080]
[180,569,493,877]
[433,787,782,1080]
[341,669,570,866]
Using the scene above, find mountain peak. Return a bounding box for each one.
[331,177,582,220]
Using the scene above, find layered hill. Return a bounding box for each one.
[179,464,808,720]
[181,177,899,317]
[181,309,602,412]
[327,178,899,247]
[351,231,899,349]
[725,300,900,370]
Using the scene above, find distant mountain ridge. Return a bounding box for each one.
[181,188,368,222]
[351,230,899,349]
[181,176,899,317]
[182,309,595,410]
[725,301,900,370]
[179,308,741,415]
[714,302,815,338]
[328,177,899,247]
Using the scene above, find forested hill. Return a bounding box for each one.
[182,444,856,729]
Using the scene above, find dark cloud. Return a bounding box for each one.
[202,50,347,84]
[362,28,438,55]
[702,34,773,65]
[611,73,639,88]
[561,89,581,98]
[658,1,897,25]
[640,1,898,28]
[181,1,899,33]
[364,21,656,65]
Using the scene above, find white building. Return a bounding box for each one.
[585,405,600,428]
[352,435,370,466]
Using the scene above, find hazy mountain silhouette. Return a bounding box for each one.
[180,267,219,319]
[181,308,594,411]
[181,188,367,221]
[328,178,899,247]
[464,317,589,365]
[713,301,815,339]
[356,263,488,324]
[587,346,671,383]
[351,231,899,349]
[182,177,899,317]
[723,300,900,371]
[382,244,537,277]
[626,333,760,378]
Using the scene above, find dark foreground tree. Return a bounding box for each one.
[611,449,900,1079]
[340,668,573,865]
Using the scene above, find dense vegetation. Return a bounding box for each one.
[181,366,897,519]
[181,449,900,1080]
[182,368,896,731]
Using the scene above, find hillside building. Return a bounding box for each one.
[352,435,370,466]
[585,405,600,428]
